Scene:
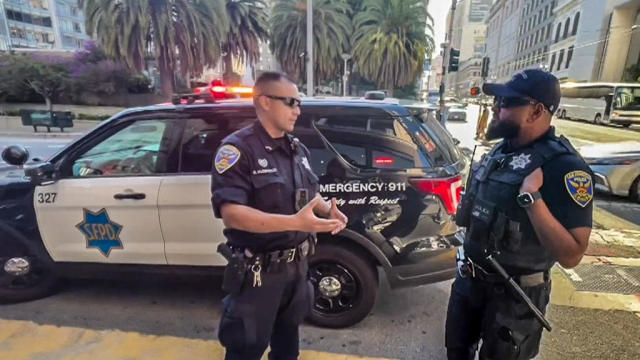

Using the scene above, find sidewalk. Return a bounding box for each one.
[1,102,125,117]
[0,116,98,138]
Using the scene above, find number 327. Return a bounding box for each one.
[37,192,57,204]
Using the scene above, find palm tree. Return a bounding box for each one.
[352,0,434,94]
[271,0,352,84]
[80,0,228,96]
[222,0,270,85]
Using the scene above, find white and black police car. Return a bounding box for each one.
[0,94,465,328]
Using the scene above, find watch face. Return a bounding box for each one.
[517,193,534,207]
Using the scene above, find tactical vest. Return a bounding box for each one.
[462,133,579,273]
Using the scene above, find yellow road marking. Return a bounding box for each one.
[0,319,392,360]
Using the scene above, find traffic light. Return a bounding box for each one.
[470,87,480,96]
[448,48,460,72]
[481,57,490,78]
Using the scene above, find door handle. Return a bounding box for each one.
[114,192,146,200]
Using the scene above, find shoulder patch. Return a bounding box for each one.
[215,144,241,174]
[564,170,593,208]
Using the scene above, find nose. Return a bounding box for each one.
[292,105,301,116]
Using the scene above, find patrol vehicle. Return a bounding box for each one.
[0,96,465,328]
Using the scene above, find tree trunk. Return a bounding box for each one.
[223,53,234,85]
[45,96,53,112]
[158,55,174,97]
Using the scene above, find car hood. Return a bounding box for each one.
[579,141,640,159]
[0,166,31,187]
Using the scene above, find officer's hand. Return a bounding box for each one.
[294,196,344,233]
[328,198,348,235]
[521,167,543,193]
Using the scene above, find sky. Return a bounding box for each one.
[429,0,453,57]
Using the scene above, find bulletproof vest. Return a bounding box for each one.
[464,133,577,273]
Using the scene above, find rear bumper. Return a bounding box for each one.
[385,231,462,289]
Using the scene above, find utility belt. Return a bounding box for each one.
[217,237,315,294]
[459,256,548,288]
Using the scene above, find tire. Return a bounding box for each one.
[307,242,378,328]
[594,114,602,125]
[0,240,58,303]
[631,176,640,203]
[622,123,631,128]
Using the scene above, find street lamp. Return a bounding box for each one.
[341,53,351,96]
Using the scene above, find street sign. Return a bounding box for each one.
[424,59,431,71]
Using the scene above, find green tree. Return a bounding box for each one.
[222,0,270,85]
[352,0,434,94]
[80,0,228,96]
[0,54,70,111]
[623,63,640,83]
[271,0,352,83]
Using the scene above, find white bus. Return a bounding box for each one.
[557,82,640,127]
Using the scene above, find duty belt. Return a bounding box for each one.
[232,238,313,266]
[461,258,548,288]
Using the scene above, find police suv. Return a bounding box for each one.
[0,96,465,328]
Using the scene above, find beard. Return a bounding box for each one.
[485,118,520,140]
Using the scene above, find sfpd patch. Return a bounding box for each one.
[215,145,241,174]
[76,208,123,257]
[564,170,593,208]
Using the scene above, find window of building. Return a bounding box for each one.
[572,12,580,36]
[555,23,562,42]
[535,30,540,44]
[550,53,556,71]
[547,23,552,40]
[538,10,542,25]
[73,22,81,33]
[544,6,549,18]
[563,18,570,39]
[557,49,565,71]
[566,45,574,69]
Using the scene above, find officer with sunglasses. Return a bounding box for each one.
[445,69,593,360]
[211,71,347,360]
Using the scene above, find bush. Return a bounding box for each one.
[127,75,153,94]
[76,113,111,121]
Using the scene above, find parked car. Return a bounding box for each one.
[0,96,465,328]
[580,141,640,202]
[446,103,468,122]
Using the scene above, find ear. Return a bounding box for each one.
[256,95,270,111]
[528,103,544,123]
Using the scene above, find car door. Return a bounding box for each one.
[34,116,180,264]
[158,110,256,265]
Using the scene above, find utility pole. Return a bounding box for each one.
[439,0,457,120]
[341,53,351,96]
[306,0,314,97]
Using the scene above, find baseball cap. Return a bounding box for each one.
[482,69,561,113]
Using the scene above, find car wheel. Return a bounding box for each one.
[0,241,57,303]
[621,123,631,128]
[594,114,602,125]
[307,242,378,328]
[631,176,640,203]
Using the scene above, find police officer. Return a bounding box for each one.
[211,72,348,360]
[445,69,593,360]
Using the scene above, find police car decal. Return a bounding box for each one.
[215,145,241,174]
[564,170,593,208]
[76,208,124,257]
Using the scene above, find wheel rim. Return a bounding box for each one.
[0,256,48,291]
[309,262,360,315]
[595,115,601,124]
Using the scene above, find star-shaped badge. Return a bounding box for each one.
[510,153,531,170]
[76,208,123,257]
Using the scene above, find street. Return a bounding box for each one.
[1,106,640,359]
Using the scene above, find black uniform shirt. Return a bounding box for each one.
[211,121,319,251]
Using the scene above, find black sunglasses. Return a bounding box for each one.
[260,94,302,108]
[493,96,538,109]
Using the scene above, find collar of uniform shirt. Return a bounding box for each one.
[254,120,291,153]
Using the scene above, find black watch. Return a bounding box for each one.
[516,191,541,208]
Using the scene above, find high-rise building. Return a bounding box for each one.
[0,0,90,51]
[485,0,525,82]
[513,0,556,73]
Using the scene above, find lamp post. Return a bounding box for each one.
[306,0,314,97]
[341,53,351,96]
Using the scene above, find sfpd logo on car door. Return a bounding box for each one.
[76,208,124,257]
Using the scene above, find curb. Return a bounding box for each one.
[0,131,84,139]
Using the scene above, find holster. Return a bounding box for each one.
[218,243,248,295]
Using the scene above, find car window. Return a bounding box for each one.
[410,115,461,166]
[314,113,433,169]
[71,119,170,177]
[179,113,256,173]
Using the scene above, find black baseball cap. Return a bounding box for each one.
[482,69,561,113]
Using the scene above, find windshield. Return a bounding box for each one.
[614,87,640,111]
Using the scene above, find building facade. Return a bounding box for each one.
[485,0,525,82]
[514,0,557,73]
[0,0,89,51]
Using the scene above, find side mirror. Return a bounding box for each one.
[24,162,56,186]
[1,145,29,166]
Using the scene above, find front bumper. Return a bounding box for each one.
[385,231,462,289]
[589,164,639,197]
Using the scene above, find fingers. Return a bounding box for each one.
[314,218,343,233]
[330,221,347,235]
[331,197,337,209]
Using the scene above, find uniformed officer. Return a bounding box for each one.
[445,69,594,360]
[211,72,348,360]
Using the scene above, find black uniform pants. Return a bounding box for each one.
[218,259,313,360]
[445,273,551,360]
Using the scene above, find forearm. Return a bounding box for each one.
[525,199,585,268]
[221,204,299,233]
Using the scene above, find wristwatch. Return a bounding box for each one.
[516,191,541,208]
